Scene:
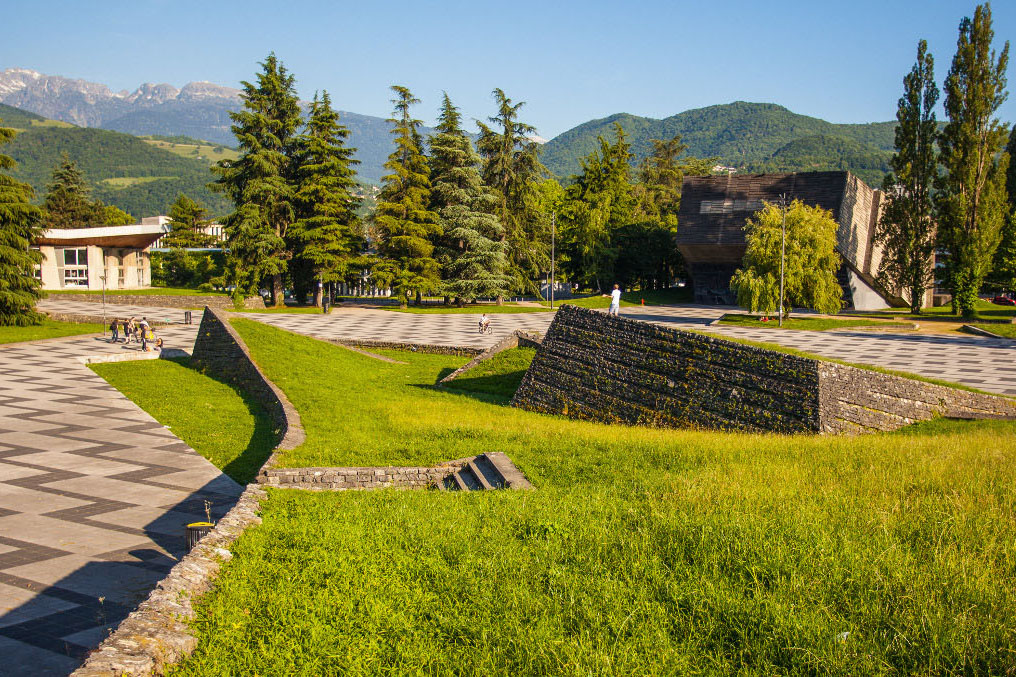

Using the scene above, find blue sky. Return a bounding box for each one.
[2,0,1014,138]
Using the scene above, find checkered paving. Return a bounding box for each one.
[0,326,242,676]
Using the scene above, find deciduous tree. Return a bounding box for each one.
[936,3,1010,318]
[731,200,843,316]
[875,39,940,314]
[0,119,44,325]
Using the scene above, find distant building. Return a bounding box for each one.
[677,171,917,310]
[32,223,169,291]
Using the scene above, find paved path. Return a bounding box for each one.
[0,326,242,676]
[38,299,195,325]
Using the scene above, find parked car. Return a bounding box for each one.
[991,295,1016,306]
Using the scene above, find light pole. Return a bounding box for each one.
[777,194,787,328]
[550,211,556,310]
[100,274,107,337]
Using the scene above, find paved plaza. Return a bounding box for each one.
[0,324,241,676]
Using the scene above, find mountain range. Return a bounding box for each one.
[0,68,903,217]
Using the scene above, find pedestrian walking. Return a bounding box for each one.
[124,317,136,344]
[603,284,622,316]
[139,318,151,351]
[109,318,119,343]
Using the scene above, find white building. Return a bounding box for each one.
[33,223,170,291]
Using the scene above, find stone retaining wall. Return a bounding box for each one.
[190,307,305,452]
[259,460,470,490]
[54,293,265,309]
[512,305,1016,434]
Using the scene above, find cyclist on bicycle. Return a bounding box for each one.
[478,313,491,334]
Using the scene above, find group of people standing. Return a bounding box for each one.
[109,316,161,352]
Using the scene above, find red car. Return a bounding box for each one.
[991,296,1016,306]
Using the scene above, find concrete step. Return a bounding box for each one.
[441,453,533,491]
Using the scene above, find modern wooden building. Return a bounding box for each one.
[676,171,911,310]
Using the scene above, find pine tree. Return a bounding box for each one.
[477,89,548,296]
[559,123,635,290]
[290,91,362,307]
[211,53,301,305]
[372,85,440,307]
[876,39,940,314]
[41,154,103,229]
[936,3,1011,318]
[163,193,217,248]
[634,135,714,225]
[0,119,44,325]
[429,93,510,304]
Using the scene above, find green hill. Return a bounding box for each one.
[750,134,892,186]
[0,102,230,218]
[540,102,897,185]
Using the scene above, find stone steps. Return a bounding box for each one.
[440,452,532,491]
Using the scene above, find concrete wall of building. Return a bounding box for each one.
[36,246,60,289]
[36,244,153,291]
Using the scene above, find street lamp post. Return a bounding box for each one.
[778,194,787,328]
[550,211,556,310]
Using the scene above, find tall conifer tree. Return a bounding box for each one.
[936,3,1010,318]
[0,119,44,325]
[477,89,547,296]
[163,193,216,248]
[290,91,362,307]
[876,40,940,314]
[212,53,301,305]
[429,93,510,304]
[372,86,440,307]
[41,154,103,229]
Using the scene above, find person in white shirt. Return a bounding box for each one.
[606,284,621,316]
[478,313,491,333]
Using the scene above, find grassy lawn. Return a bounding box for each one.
[718,314,915,332]
[557,286,693,309]
[971,323,1016,338]
[870,299,1016,322]
[101,176,175,189]
[238,306,330,314]
[90,357,274,484]
[160,319,1016,674]
[47,287,228,297]
[142,138,240,164]
[443,346,536,399]
[0,318,104,344]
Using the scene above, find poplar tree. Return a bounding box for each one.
[164,193,216,248]
[290,91,362,307]
[988,126,1016,292]
[477,89,547,296]
[372,85,440,307]
[936,3,1010,318]
[875,40,940,314]
[41,155,103,229]
[0,119,44,325]
[212,54,301,305]
[429,93,510,304]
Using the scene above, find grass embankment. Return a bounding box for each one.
[442,347,536,399]
[90,357,274,484]
[47,287,228,297]
[0,318,105,344]
[718,314,915,332]
[971,323,1016,339]
[161,319,1016,674]
[386,304,550,314]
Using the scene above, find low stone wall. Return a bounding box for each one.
[330,337,481,357]
[191,307,305,453]
[44,310,177,327]
[439,330,543,385]
[259,459,469,490]
[54,293,265,310]
[72,486,266,676]
[817,362,1016,433]
[512,305,1016,434]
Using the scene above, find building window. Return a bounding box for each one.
[62,247,88,287]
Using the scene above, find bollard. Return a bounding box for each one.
[184,310,193,325]
[185,521,214,550]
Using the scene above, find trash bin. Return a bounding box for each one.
[186,521,214,550]
[184,310,193,325]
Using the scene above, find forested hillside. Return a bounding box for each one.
[541,102,897,184]
[0,103,230,217]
